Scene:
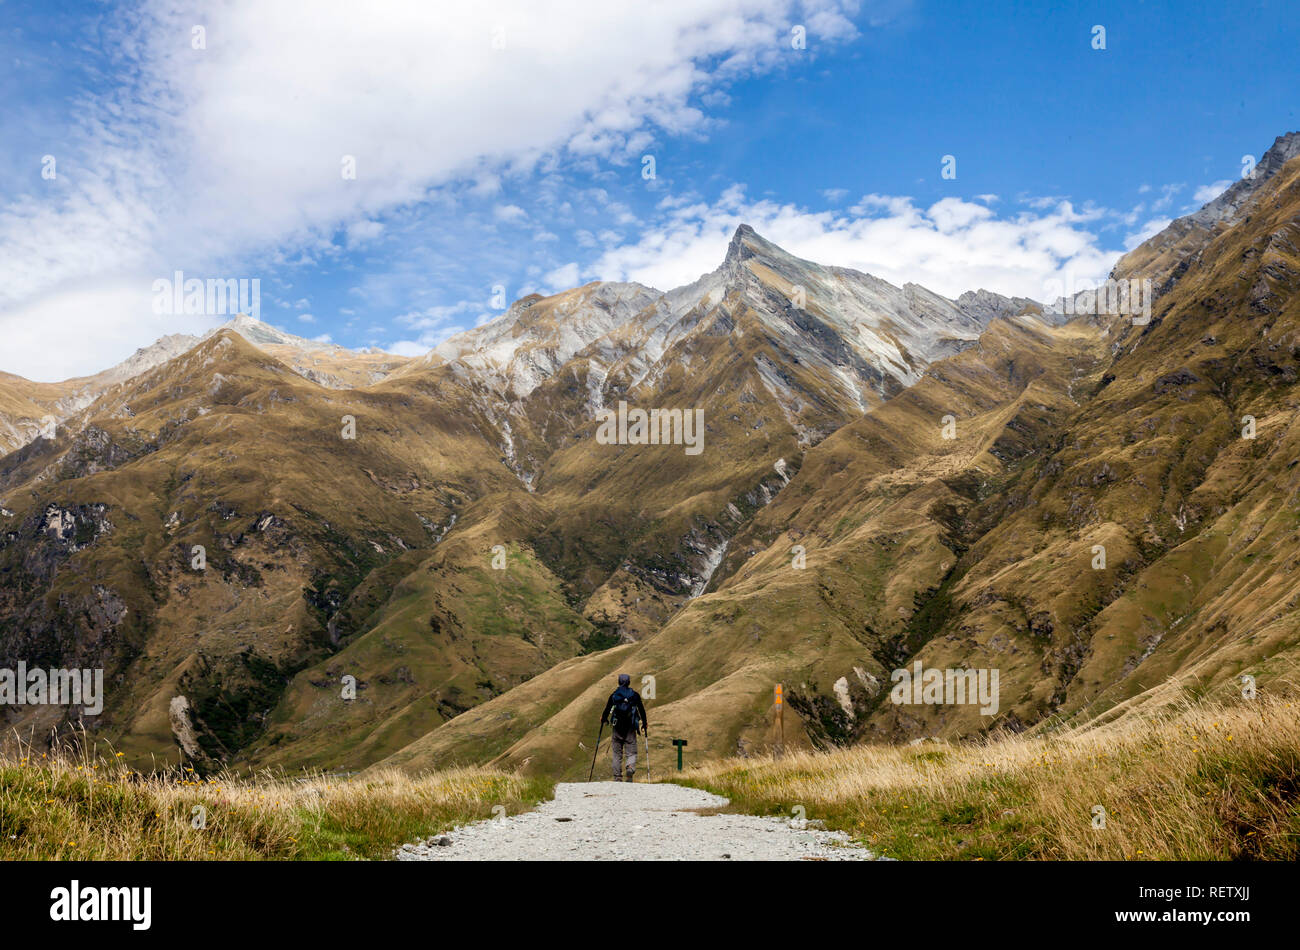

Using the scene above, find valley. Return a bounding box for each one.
[1,133,1299,793]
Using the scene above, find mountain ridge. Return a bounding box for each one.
[3,136,1298,780]
[374,136,1300,776]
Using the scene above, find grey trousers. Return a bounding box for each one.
[612,732,638,780]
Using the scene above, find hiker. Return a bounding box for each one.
[600,673,647,782]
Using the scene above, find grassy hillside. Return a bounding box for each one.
[5,146,1300,784]
[378,313,1102,775]
[377,149,1300,774]
[9,694,1293,861]
[0,223,1014,774]
[0,372,79,456]
[243,501,600,771]
[0,331,545,769]
[0,736,550,861]
[679,693,1300,860]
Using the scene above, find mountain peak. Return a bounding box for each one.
[1113,129,1300,286]
[1264,130,1300,164]
[1188,129,1300,228]
[209,313,314,349]
[725,223,760,264]
[725,223,795,268]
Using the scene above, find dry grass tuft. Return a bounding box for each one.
[0,732,550,860]
[678,695,1300,859]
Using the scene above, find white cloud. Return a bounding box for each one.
[1151,183,1185,212]
[384,300,490,353]
[345,220,384,249]
[385,340,433,357]
[1192,179,1232,204]
[926,196,993,231]
[544,262,581,291]
[1124,216,1172,251]
[0,0,861,379]
[494,204,528,222]
[588,186,1128,300]
[0,278,222,383]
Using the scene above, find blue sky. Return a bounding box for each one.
[1,0,1297,380]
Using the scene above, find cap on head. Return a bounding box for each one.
[618,673,630,686]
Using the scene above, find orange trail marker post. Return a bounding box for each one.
[775,683,785,756]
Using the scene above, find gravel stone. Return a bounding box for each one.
[394,781,879,861]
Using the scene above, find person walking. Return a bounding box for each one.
[600,673,647,782]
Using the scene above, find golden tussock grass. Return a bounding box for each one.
[678,694,1300,860]
[0,732,551,861]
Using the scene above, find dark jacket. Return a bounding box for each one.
[601,686,647,737]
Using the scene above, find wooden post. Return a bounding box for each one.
[672,738,687,770]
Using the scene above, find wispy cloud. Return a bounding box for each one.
[0,0,864,379]
[1192,179,1233,204]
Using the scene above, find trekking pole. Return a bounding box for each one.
[587,721,605,782]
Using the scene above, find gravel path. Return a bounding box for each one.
[396,781,878,861]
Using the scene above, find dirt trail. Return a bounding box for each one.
[396,781,879,861]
